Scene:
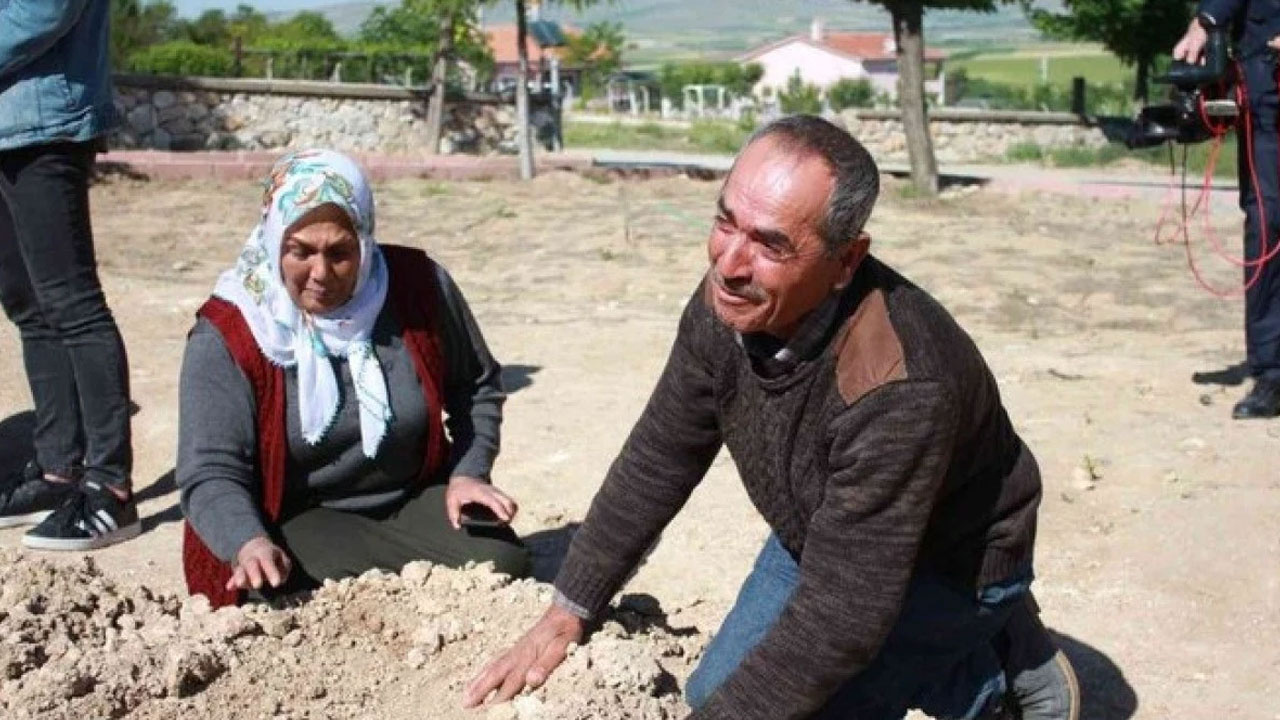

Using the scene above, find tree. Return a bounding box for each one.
[1023,0,1194,102]
[510,0,611,180]
[656,61,763,109]
[853,0,1010,197]
[110,0,180,67]
[561,22,625,98]
[828,77,875,110]
[779,71,822,114]
[181,10,231,47]
[266,11,341,43]
[514,0,535,179]
[361,0,494,154]
[227,4,271,44]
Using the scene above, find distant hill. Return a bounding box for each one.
[293,0,1063,64]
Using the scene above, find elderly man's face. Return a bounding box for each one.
[707,137,866,338]
[280,203,361,315]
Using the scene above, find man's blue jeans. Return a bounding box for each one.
[686,535,1030,720]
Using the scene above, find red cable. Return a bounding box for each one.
[1156,62,1279,298]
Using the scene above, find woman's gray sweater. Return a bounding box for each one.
[177,263,504,562]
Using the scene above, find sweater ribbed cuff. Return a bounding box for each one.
[687,699,735,720]
[978,546,1034,589]
[551,590,592,620]
[552,558,618,619]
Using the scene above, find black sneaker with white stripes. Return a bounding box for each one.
[0,461,79,529]
[22,480,141,551]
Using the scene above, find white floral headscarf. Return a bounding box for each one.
[213,149,391,457]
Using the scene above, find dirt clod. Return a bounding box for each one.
[0,549,699,719]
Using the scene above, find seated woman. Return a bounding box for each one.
[178,149,529,607]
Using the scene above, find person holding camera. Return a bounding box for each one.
[1175,2,1280,418]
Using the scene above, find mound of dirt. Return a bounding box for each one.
[0,550,703,720]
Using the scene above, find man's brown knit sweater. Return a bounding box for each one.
[554,256,1042,720]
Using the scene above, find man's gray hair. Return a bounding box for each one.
[746,114,880,256]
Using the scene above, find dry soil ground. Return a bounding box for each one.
[0,169,1277,718]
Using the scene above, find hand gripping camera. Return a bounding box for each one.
[1127,24,1238,148]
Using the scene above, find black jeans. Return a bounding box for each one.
[0,139,132,490]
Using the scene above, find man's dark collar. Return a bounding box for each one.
[740,287,848,378]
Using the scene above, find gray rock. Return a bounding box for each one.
[153,90,177,109]
[205,131,239,150]
[150,128,172,150]
[170,133,207,152]
[186,103,210,122]
[162,117,194,136]
[257,129,291,147]
[111,130,139,149]
[126,105,154,134]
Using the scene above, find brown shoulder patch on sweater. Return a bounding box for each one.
[834,289,907,404]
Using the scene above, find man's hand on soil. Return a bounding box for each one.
[462,604,585,708]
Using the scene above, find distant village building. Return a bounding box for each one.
[737,18,948,104]
[483,22,582,96]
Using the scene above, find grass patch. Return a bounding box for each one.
[955,51,1129,87]
[1006,142,1044,162]
[1003,137,1239,178]
[564,120,750,154]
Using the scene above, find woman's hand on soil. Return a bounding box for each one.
[461,604,585,708]
[227,535,292,591]
[445,475,517,529]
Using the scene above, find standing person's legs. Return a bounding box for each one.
[0,188,84,527]
[685,534,1031,720]
[0,140,132,490]
[0,179,84,480]
[1234,57,1280,417]
[279,484,530,585]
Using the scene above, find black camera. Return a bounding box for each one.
[1127,26,1238,148]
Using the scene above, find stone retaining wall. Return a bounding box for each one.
[111,75,1109,162]
[111,75,521,154]
[837,109,1109,163]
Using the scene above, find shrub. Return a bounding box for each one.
[828,77,874,111]
[125,40,235,77]
[657,61,763,109]
[778,71,821,115]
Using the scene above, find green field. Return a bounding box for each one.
[564,119,751,154]
[952,46,1131,87]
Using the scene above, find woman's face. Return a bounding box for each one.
[279,203,361,315]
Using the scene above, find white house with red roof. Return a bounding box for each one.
[738,19,948,104]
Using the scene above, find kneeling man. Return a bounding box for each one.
[465,116,1079,720]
